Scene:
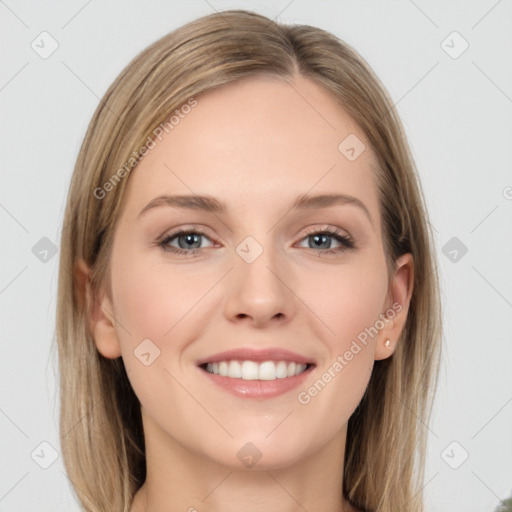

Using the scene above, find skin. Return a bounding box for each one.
[78,73,413,512]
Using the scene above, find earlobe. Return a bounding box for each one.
[74,259,122,359]
[374,253,414,361]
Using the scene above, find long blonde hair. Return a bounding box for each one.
[55,9,442,512]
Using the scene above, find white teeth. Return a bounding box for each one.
[219,361,228,376]
[205,360,308,380]
[276,361,288,378]
[258,361,276,381]
[227,360,242,378]
[241,361,259,380]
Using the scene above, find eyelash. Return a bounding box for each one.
[156,225,355,258]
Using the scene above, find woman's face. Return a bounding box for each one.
[88,74,412,470]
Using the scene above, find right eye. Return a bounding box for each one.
[157,229,215,256]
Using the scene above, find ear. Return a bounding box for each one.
[374,253,414,361]
[74,259,122,359]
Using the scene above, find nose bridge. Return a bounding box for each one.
[224,232,293,325]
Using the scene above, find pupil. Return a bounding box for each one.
[180,233,200,249]
[312,234,330,249]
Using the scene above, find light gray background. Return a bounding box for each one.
[1,1,511,511]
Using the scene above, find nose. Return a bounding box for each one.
[223,243,294,328]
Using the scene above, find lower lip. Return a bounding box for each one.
[199,365,314,399]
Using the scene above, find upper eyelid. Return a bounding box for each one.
[160,224,349,236]
[160,226,217,242]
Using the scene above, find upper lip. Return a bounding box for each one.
[196,347,315,366]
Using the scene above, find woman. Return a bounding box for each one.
[56,9,442,512]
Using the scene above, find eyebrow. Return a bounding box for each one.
[138,192,372,223]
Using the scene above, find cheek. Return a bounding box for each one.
[111,247,209,344]
[295,271,383,441]
[304,255,389,350]
[109,248,203,414]
[298,254,387,403]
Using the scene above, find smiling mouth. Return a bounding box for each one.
[199,360,314,380]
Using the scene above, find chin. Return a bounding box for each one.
[199,432,320,471]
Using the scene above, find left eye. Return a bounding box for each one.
[296,228,355,253]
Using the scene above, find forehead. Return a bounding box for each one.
[120,74,380,222]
